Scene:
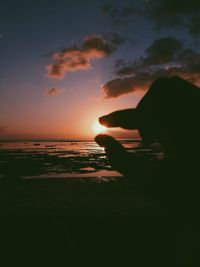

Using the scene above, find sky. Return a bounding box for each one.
[1,0,200,139]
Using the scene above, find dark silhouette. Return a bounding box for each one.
[95,76,200,203]
[99,76,200,155]
[95,76,200,266]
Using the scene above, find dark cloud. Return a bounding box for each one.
[147,0,200,35]
[102,65,200,98]
[102,77,141,98]
[101,4,138,25]
[47,33,125,79]
[102,68,177,98]
[101,1,200,36]
[83,32,125,54]
[45,87,64,96]
[189,16,200,36]
[115,37,183,76]
[101,4,119,17]
[145,37,183,64]
[0,125,7,134]
[102,37,200,98]
[177,48,200,65]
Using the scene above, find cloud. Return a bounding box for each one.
[102,76,147,98]
[102,68,178,98]
[147,0,200,35]
[0,125,7,134]
[101,1,200,36]
[145,37,183,64]
[101,4,138,25]
[114,37,200,78]
[102,37,200,98]
[102,65,200,98]
[47,33,125,79]
[45,87,65,96]
[115,37,183,76]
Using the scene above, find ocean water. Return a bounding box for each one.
[0,140,163,180]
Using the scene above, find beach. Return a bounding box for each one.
[0,140,166,216]
[0,140,167,216]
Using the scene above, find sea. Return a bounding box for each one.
[0,139,164,181]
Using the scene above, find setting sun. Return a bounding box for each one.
[92,120,107,134]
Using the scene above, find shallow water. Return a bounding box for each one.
[0,140,163,180]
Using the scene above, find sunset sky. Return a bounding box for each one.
[1,0,200,139]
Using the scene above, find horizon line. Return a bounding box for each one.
[0,138,141,142]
